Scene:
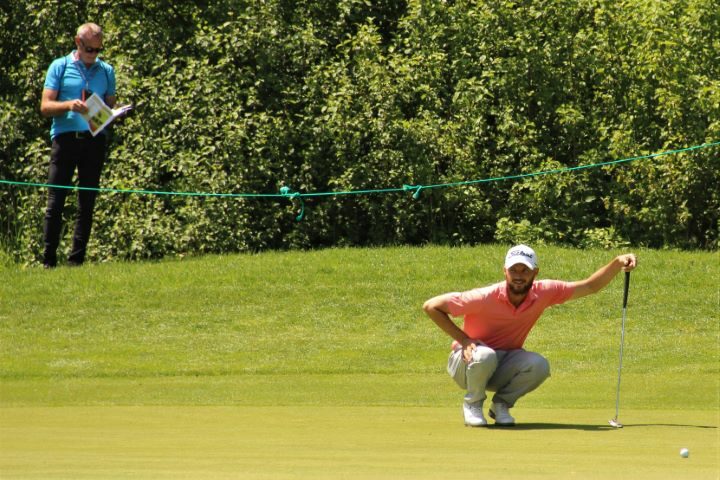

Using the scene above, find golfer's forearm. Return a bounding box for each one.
[431,313,469,344]
[577,257,626,295]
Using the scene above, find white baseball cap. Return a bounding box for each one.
[504,244,538,270]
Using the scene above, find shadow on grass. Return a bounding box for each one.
[490,423,610,431]
[492,423,717,431]
[622,423,717,429]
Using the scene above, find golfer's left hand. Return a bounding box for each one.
[618,254,637,272]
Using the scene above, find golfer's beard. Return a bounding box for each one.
[508,279,534,295]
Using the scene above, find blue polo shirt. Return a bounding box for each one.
[43,52,116,139]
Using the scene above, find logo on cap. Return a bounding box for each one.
[504,244,538,269]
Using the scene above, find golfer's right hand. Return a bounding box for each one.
[462,340,477,363]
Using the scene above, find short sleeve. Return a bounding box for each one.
[104,63,117,96]
[446,286,494,317]
[539,280,575,305]
[44,58,64,91]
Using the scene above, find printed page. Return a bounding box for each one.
[81,93,132,136]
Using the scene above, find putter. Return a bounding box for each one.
[609,271,631,428]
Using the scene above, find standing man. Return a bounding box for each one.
[40,23,116,268]
[423,245,637,427]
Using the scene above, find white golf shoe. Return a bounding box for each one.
[463,400,487,427]
[489,402,516,426]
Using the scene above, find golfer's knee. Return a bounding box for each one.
[470,346,498,368]
[527,354,550,380]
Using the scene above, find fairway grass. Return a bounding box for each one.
[0,372,716,409]
[1,406,717,479]
[1,245,718,478]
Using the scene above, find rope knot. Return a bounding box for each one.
[280,186,299,199]
[279,185,305,221]
[403,184,424,199]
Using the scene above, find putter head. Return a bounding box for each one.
[608,418,623,428]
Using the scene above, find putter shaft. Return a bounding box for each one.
[611,272,631,428]
[613,304,627,420]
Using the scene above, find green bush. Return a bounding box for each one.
[1,0,717,265]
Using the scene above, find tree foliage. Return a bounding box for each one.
[1,0,717,264]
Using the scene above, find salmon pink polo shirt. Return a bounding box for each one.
[447,280,575,351]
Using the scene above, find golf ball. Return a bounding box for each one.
[680,448,689,458]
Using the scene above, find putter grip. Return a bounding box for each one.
[622,271,630,308]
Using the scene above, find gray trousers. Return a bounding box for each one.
[447,346,550,407]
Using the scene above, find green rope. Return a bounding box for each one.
[1,141,718,219]
[402,141,720,197]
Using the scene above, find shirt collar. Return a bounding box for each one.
[71,50,99,69]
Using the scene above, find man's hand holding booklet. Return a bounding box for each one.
[81,93,133,136]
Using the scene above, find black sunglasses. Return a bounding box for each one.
[80,40,103,54]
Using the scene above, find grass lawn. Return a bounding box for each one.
[1,407,717,480]
[1,245,718,478]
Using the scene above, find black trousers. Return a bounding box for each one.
[43,132,107,267]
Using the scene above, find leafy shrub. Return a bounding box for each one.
[1,0,717,265]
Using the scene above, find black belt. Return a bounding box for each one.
[57,131,98,140]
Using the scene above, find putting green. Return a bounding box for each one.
[1,407,717,479]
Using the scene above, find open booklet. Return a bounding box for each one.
[81,93,133,136]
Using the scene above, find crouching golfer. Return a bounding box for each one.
[423,245,637,427]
